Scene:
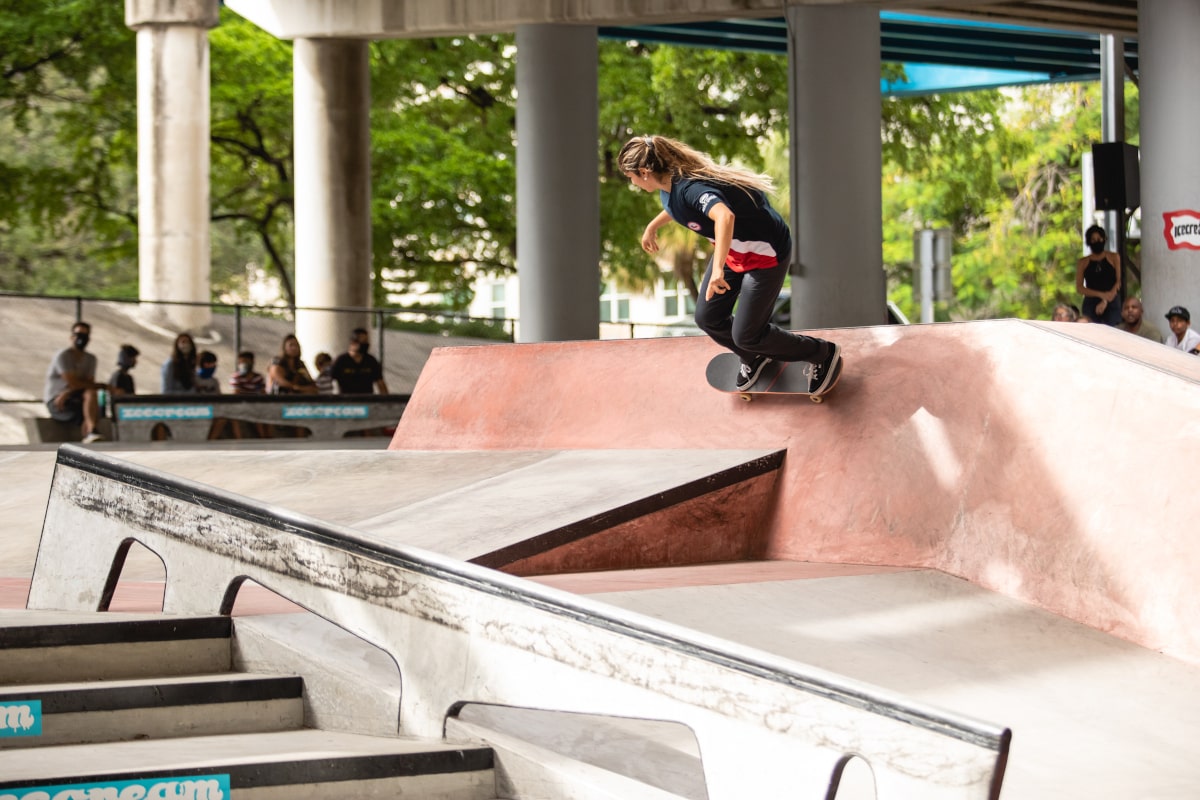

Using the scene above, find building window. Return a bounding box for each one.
[599,283,631,323]
[661,283,694,319]
[489,282,507,319]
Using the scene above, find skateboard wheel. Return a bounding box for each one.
[739,393,752,402]
[810,395,824,404]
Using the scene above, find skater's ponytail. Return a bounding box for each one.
[618,135,774,197]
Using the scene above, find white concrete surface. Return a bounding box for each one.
[593,569,1200,799]
[25,450,1009,799]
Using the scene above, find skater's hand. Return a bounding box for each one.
[1097,299,1108,314]
[706,272,731,300]
[641,228,660,254]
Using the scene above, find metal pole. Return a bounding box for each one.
[374,309,385,370]
[915,230,935,324]
[1100,34,1128,297]
[234,305,243,356]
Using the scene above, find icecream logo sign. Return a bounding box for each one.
[1163,210,1200,251]
[0,701,40,737]
[0,775,230,799]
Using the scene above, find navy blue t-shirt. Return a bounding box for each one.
[660,178,790,272]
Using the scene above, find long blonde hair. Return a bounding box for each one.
[618,134,774,195]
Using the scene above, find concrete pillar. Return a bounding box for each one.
[786,5,885,328]
[293,38,372,361]
[515,24,600,342]
[126,0,219,334]
[1139,0,1200,322]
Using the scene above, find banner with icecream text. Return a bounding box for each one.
[1163,210,1200,251]
[0,775,230,800]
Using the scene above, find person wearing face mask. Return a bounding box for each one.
[161,332,198,393]
[43,321,105,443]
[194,351,221,394]
[330,328,389,395]
[1075,224,1122,325]
[228,351,266,395]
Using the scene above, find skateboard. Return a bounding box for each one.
[705,352,844,403]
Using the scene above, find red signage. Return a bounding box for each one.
[1163,210,1200,251]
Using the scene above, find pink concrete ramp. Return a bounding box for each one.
[392,321,1200,664]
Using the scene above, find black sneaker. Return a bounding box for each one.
[804,342,842,395]
[736,355,772,391]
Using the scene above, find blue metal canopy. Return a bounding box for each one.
[599,12,1139,95]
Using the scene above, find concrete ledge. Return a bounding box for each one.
[0,729,495,791]
[0,674,303,748]
[449,706,704,800]
[23,417,114,444]
[0,616,232,684]
[112,393,408,442]
[27,444,1012,799]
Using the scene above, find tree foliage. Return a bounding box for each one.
[0,0,138,295]
[370,35,518,306]
[208,14,295,302]
[883,79,1139,322]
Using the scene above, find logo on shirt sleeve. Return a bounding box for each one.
[698,191,718,211]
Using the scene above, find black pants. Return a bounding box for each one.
[694,256,825,363]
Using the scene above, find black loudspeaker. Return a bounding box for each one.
[1092,142,1140,210]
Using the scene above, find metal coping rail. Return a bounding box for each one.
[53,443,1012,756]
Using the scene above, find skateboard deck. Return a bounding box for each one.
[705,352,843,403]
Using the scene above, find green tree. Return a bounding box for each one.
[370,34,518,307]
[0,0,138,295]
[208,12,296,303]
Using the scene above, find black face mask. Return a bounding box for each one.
[1088,240,1105,254]
[357,342,369,355]
[73,333,89,350]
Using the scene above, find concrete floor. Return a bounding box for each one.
[4,447,1200,796]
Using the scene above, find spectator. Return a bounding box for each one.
[1075,225,1122,325]
[1165,306,1200,353]
[194,351,221,394]
[109,345,140,398]
[104,344,140,418]
[314,352,335,395]
[1119,297,1165,343]
[228,351,265,394]
[43,321,105,443]
[267,334,318,394]
[330,328,389,394]
[1052,303,1078,322]
[161,333,198,394]
[227,351,268,440]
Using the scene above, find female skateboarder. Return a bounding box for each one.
[618,134,840,393]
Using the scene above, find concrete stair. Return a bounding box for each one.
[0,612,497,799]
